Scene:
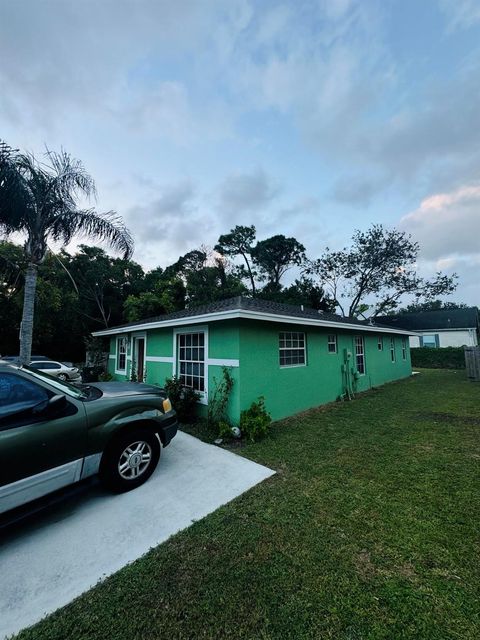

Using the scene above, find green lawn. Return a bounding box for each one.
[16,370,480,639]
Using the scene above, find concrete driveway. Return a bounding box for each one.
[0,432,274,639]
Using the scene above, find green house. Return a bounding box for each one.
[93,297,413,423]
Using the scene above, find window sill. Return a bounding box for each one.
[279,364,307,369]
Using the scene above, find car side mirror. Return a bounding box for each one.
[48,394,67,412]
[32,394,67,415]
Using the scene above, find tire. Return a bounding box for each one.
[58,373,68,381]
[99,429,160,493]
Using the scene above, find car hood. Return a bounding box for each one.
[86,382,166,398]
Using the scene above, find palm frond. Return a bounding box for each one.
[54,208,134,259]
[0,141,30,232]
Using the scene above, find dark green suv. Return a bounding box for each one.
[0,364,178,514]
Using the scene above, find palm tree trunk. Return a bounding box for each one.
[19,262,38,364]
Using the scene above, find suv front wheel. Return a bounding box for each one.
[100,429,160,493]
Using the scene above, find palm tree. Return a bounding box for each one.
[0,141,133,364]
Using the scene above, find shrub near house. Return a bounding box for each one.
[411,347,466,369]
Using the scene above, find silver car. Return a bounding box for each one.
[29,360,82,382]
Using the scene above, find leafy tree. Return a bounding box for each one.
[251,234,306,292]
[0,241,25,355]
[124,279,186,322]
[215,225,257,294]
[159,247,246,308]
[0,142,133,363]
[260,277,335,311]
[308,224,457,318]
[185,258,247,306]
[65,246,144,328]
[168,249,208,278]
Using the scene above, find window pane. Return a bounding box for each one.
[279,331,306,366]
[0,373,49,417]
[355,336,365,374]
[177,333,205,392]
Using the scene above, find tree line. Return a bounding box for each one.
[0,221,460,361]
[0,140,459,363]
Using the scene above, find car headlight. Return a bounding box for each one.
[162,398,172,413]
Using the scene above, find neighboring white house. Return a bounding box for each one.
[376,308,479,348]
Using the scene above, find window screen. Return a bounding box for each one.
[279,332,306,366]
[116,337,127,371]
[177,332,205,392]
[327,335,337,353]
[354,336,366,374]
[390,337,396,362]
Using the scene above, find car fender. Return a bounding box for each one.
[86,407,169,454]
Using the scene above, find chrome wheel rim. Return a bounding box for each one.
[118,440,152,480]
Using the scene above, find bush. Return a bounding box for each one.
[208,367,234,433]
[411,347,466,369]
[81,365,105,382]
[240,396,272,442]
[98,371,113,382]
[164,376,200,423]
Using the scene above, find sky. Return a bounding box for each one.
[0,0,479,306]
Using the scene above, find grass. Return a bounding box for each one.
[15,370,480,639]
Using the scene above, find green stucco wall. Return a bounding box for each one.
[106,318,411,424]
[238,320,411,422]
[107,321,242,421]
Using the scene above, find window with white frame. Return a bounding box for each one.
[354,336,366,374]
[327,334,337,353]
[177,332,205,392]
[116,337,127,372]
[390,337,396,362]
[378,336,383,351]
[402,337,407,360]
[279,332,306,366]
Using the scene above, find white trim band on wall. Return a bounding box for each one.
[207,358,239,367]
[145,356,174,363]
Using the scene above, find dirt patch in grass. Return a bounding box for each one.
[354,549,378,580]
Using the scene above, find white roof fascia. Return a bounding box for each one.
[416,327,476,332]
[92,308,418,337]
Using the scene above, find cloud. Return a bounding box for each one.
[125,180,205,264]
[123,81,233,146]
[216,168,280,217]
[332,176,387,207]
[0,0,238,139]
[400,184,480,260]
[440,0,480,30]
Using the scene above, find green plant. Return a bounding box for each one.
[207,367,234,432]
[129,360,137,382]
[411,346,466,369]
[164,376,200,423]
[240,396,272,442]
[98,371,113,382]
[218,420,234,439]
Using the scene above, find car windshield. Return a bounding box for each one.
[22,365,86,399]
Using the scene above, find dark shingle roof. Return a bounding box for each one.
[376,307,479,331]
[97,296,400,334]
